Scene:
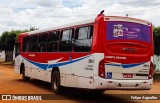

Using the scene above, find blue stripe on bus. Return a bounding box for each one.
[23,55,90,70]
[106,62,144,68]
[121,63,144,68]
[48,56,89,68]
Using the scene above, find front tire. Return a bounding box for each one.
[51,71,62,94]
[22,67,30,81]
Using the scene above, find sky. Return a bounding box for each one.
[0,0,159,34]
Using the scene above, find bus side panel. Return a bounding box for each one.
[64,53,105,89]
[63,53,93,88]
[22,55,37,79]
[14,54,35,78]
[64,53,95,88]
[45,69,52,82]
[18,53,46,81]
[71,53,94,77]
[59,63,72,86]
[93,53,106,89]
[25,59,35,78]
[93,53,105,76]
[78,77,94,89]
[60,73,66,86]
[65,75,79,87]
[77,53,105,89]
[14,55,22,74]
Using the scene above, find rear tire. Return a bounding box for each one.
[51,71,62,94]
[22,67,30,81]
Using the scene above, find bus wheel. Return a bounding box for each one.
[51,71,62,94]
[22,68,30,81]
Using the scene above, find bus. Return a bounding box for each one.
[14,12,154,94]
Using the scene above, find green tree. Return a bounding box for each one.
[29,26,38,31]
[154,26,160,55]
[0,27,38,61]
[0,31,11,61]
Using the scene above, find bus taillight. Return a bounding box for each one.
[99,60,105,78]
[148,62,154,79]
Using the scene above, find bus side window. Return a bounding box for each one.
[47,31,59,52]
[22,36,30,52]
[29,35,38,52]
[59,29,74,52]
[74,26,93,52]
[37,33,48,52]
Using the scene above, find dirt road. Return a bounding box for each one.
[0,64,160,103]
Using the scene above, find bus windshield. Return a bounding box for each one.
[106,21,151,43]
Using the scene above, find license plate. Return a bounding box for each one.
[123,73,133,78]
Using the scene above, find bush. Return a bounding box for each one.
[153,73,160,80]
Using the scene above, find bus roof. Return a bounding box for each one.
[26,15,151,35]
[28,18,95,35]
[104,16,152,26]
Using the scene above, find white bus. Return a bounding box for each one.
[15,12,154,94]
